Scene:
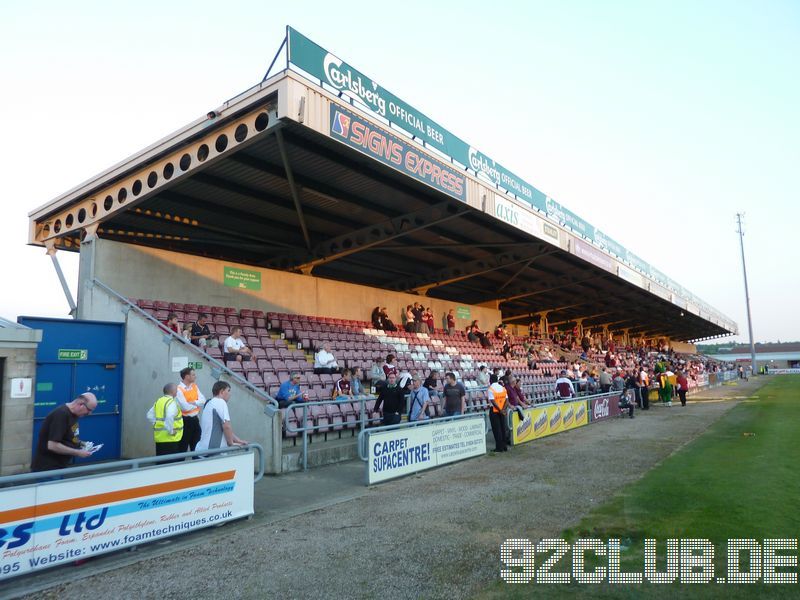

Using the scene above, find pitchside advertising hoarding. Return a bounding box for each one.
[511,400,588,445]
[0,453,254,580]
[367,416,486,484]
[589,393,622,421]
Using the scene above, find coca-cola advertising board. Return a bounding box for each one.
[589,393,622,422]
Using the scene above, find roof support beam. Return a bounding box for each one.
[262,200,471,273]
[275,129,312,251]
[388,245,548,294]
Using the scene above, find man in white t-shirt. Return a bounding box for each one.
[196,381,248,451]
[223,326,252,363]
[313,342,339,374]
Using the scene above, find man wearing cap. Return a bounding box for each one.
[32,393,97,472]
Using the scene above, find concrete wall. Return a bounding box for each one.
[0,340,40,475]
[85,238,502,330]
[77,241,281,472]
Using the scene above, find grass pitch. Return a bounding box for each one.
[478,376,800,599]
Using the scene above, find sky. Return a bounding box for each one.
[1,0,797,343]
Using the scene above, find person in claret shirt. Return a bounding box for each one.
[333,369,355,400]
[164,312,181,335]
[676,370,689,407]
[382,353,398,379]
[423,307,435,333]
[446,309,456,335]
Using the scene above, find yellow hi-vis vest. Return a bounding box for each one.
[153,395,183,443]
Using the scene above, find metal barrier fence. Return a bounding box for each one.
[93,278,278,408]
[0,443,265,488]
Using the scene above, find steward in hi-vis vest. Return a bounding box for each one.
[176,367,207,453]
[487,381,509,453]
[146,383,184,458]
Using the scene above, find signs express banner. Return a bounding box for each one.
[0,453,254,580]
[367,416,486,484]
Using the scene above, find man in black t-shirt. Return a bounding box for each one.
[32,393,97,472]
[190,313,215,348]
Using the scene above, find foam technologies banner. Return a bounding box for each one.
[0,453,254,580]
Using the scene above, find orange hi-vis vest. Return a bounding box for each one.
[490,384,507,413]
[180,383,201,417]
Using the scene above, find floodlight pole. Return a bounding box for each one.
[736,213,757,374]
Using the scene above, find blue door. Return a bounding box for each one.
[19,317,124,463]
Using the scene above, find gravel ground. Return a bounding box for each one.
[26,380,766,600]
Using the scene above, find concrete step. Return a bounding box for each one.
[281,437,360,472]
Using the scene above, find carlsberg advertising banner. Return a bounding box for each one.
[287,27,546,210]
[285,27,734,330]
[0,453,254,580]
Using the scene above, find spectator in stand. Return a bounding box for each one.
[446,309,456,335]
[374,372,408,425]
[412,302,426,333]
[442,372,466,416]
[223,326,252,363]
[352,367,367,397]
[333,368,355,400]
[480,331,493,348]
[581,332,592,354]
[467,321,480,343]
[487,380,509,452]
[190,313,216,348]
[380,307,397,332]
[196,381,248,451]
[501,337,512,360]
[676,370,689,407]
[599,367,613,393]
[404,305,416,333]
[31,393,96,471]
[494,323,505,339]
[371,306,383,329]
[275,372,307,408]
[314,342,339,374]
[423,369,440,402]
[489,367,502,385]
[504,374,530,418]
[584,371,598,394]
[165,313,181,335]
[605,352,617,368]
[477,365,490,387]
[408,375,431,421]
[146,383,183,461]
[423,307,435,333]
[176,367,206,452]
[370,357,386,383]
[611,369,626,392]
[555,370,576,399]
[383,354,398,379]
